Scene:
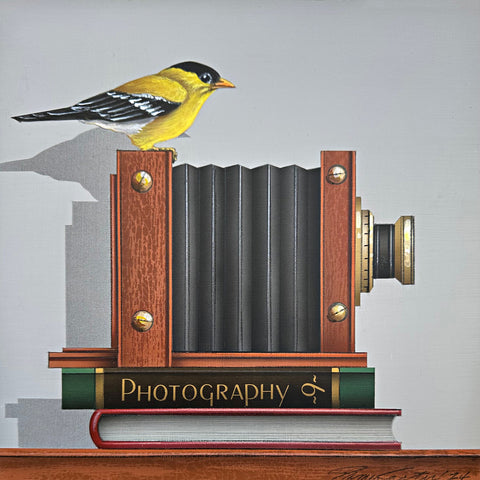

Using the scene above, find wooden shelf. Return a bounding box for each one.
[1,449,478,479]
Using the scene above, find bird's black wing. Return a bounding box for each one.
[13,91,181,123]
[73,91,182,122]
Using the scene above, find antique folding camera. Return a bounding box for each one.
[51,150,414,449]
[50,150,413,367]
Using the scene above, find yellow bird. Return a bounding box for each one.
[12,61,235,151]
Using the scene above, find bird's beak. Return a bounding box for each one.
[213,78,235,89]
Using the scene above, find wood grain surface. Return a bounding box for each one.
[320,152,356,353]
[171,352,367,367]
[0,449,478,480]
[116,151,172,367]
[48,350,368,368]
[110,174,118,351]
[48,348,117,368]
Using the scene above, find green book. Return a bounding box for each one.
[62,367,374,409]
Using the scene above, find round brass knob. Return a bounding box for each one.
[327,303,349,322]
[131,170,153,193]
[326,165,347,184]
[131,310,154,332]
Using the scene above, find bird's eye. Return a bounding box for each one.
[199,72,213,84]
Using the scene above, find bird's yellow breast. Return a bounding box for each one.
[125,68,215,150]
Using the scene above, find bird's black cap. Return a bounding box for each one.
[170,61,221,85]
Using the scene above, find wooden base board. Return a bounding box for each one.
[49,349,368,368]
[49,348,118,368]
[171,352,368,367]
[0,449,478,480]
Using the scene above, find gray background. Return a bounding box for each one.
[1,0,479,448]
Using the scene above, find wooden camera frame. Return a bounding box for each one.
[49,150,367,369]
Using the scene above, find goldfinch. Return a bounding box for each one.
[12,61,235,151]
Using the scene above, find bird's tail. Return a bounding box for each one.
[12,107,83,122]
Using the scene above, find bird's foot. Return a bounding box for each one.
[147,147,177,163]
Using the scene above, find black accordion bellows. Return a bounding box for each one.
[172,164,321,353]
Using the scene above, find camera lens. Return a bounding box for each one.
[373,224,395,279]
[355,199,415,305]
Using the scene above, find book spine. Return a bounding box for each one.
[62,367,374,410]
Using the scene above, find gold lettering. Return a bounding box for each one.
[137,384,151,402]
[217,384,228,400]
[244,384,259,407]
[182,384,197,401]
[170,385,180,401]
[230,384,244,400]
[200,384,214,406]
[121,378,136,401]
[276,384,290,407]
[153,384,168,402]
[260,384,274,400]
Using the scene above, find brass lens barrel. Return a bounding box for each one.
[355,197,415,305]
[372,219,414,284]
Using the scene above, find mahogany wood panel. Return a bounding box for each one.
[47,351,367,368]
[116,151,172,367]
[48,348,117,368]
[0,449,478,480]
[172,352,367,367]
[320,152,356,352]
[110,174,118,351]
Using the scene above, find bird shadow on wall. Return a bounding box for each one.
[0,128,132,447]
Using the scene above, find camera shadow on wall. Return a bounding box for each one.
[1,128,129,447]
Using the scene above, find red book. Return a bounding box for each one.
[90,408,401,450]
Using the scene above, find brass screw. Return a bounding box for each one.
[131,170,153,193]
[327,302,349,322]
[131,310,154,332]
[326,165,347,185]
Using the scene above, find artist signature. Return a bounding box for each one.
[328,466,472,480]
